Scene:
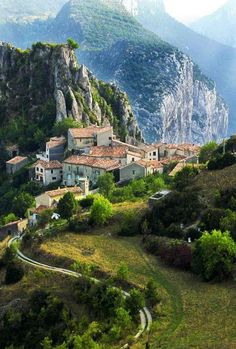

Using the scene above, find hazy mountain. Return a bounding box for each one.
[191,0,236,48]
[0,0,229,144]
[0,0,67,22]
[133,0,236,132]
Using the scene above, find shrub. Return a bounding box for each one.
[192,230,236,281]
[97,173,115,198]
[67,38,80,50]
[90,196,113,226]
[57,192,78,220]
[118,211,141,236]
[201,208,227,231]
[165,223,183,239]
[159,240,193,270]
[5,262,24,284]
[126,289,145,316]
[145,280,160,307]
[79,195,95,209]
[174,166,199,190]
[116,262,129,281]
[208,153,236,171]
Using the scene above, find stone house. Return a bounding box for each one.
[6,156,28,175]
[35,187,84,208]
[0,219,28,241]
[68,126,114,152]
[33,160,63,186]
[63,155,121,186]
[120,159,164,181]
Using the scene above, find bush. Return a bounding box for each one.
[57,192,78,220]
[145,280,160,307]
[5,262,24,284]
[201,208,227,231]
[208,153,236,171]
[174,166,199,190]
[192,230,236,281]
[159,240,193,270]
[118,211,141,236]
[165,223,183,239]
[79,195,95,209]
[90,196,113,226]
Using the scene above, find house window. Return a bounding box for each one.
[109,137,112,140]
[51,170,54,174]
[60,170,63,173]
[132,158,135,162]
[132,170,136,175]
[68,166,71,171]
[153,152,156,156]
[36,167,39,171]
[40,169,43,173]
[52,177,57,180]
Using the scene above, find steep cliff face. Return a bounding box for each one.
[160,58,228,144]
[83,40,228,144]
[0,42,140,150]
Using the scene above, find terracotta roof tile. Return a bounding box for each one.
[45,186,83,198]
[46,136,66,149]
[64,155,120,170]
[34,160,62,170]
[89,146,128,158]
[6,156,27,165]
[69,126,112,139]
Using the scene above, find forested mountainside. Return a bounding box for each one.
[0,0,229,144]
[0,42,140,151]
[192,0,236,49]
[133,0,236,132]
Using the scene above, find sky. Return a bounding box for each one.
[164,0,228,24]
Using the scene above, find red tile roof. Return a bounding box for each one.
[89,146,128,158]
[34,160,62,170]
[69,126,112,139]
[46,136,66,149]
[45,186,83,198]
[136,159,164,169]
[64,155,120,170]
[6,156,27,165]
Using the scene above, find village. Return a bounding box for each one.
[1,125,200,238]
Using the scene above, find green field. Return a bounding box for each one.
[32,228,236,349]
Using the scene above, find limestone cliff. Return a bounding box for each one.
[0,41,141,151]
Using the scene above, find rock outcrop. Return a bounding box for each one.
[0,42,141,146]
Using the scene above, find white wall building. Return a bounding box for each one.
[33,160,63,186]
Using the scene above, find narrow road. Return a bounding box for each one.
[8,236,152,348]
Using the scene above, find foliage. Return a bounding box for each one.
[116,262,129,281]
[5,262,24,284]
[97,173,115,198]
[208,153,236,171]
[174,166,199,190]
[1,213,18,226]
[126,289,145,316]
[220,210,236,241]
[53,117,82,137]
[192,230,236,281]
[90,196,113,226]
[57,192,78,220]
[199,141,218,163]
[67,38,80,50]
[145,280,160,307]
[201,208,226,231]
[118,210,142,236]
[12,192,35,217]
[79,194,95,209]
[38,209,53,228]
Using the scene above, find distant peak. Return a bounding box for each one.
[122,0,165,16]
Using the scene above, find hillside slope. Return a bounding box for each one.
[0,42,140,151]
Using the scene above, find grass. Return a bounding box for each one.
[36,226,236,349]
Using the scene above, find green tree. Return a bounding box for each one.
[57,192,78,220]
[192,230,236,281]
[90,196,113,226]
[174,166,199,190]
[67,38,80,50]
[53,117,82,137]
[145,280,160,307]
[12,192,35,217]
[5,262,24,285]
[1,213,18,226]
[199,141,218,163]
[220,210,236,241]
[97,173,115,198]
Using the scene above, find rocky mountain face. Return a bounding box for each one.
[0,41,140,150]
[191,0,236,49]
[0,0,230,144]
[132,0,236,133]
